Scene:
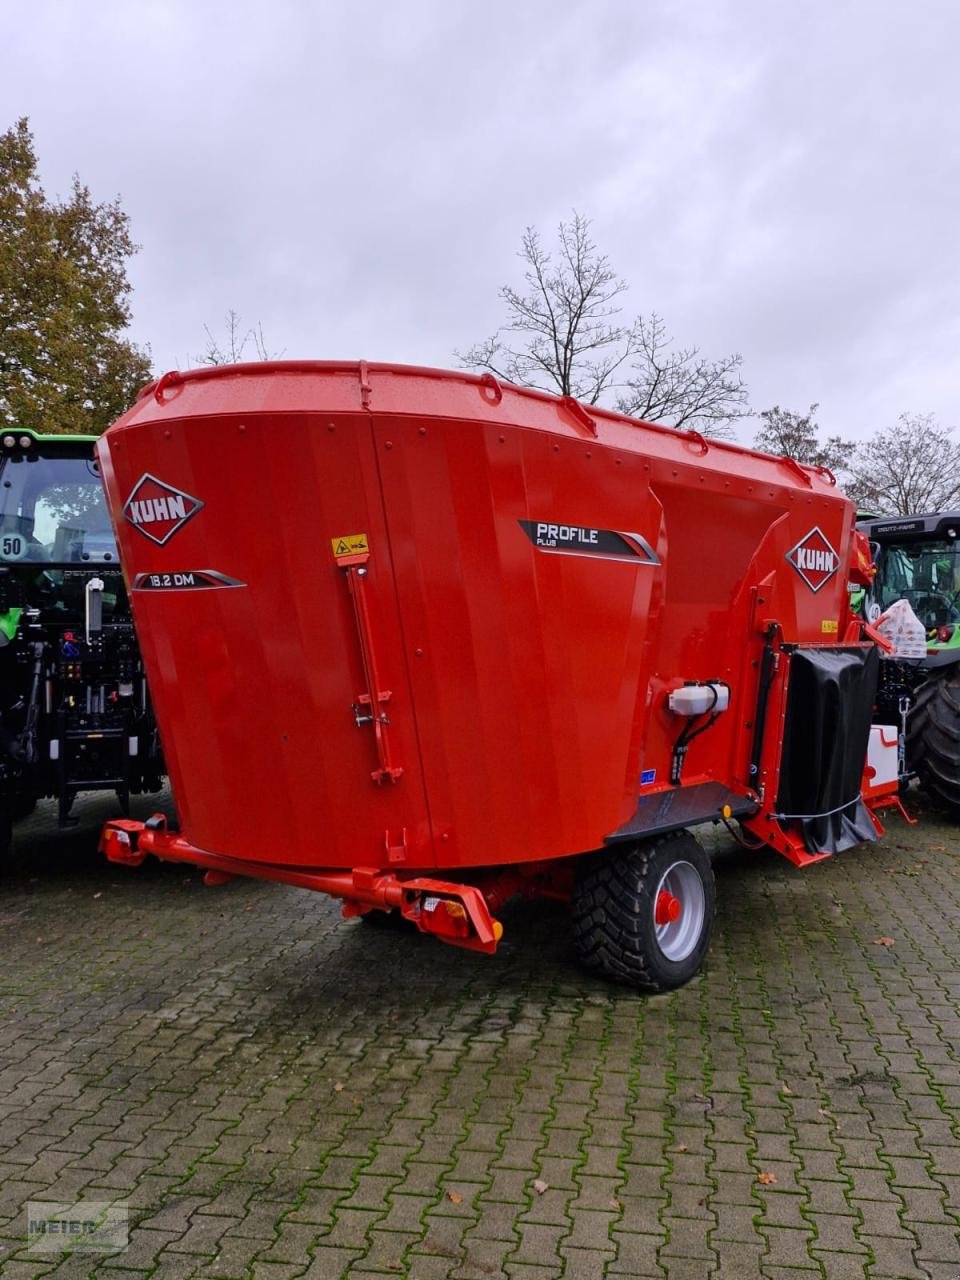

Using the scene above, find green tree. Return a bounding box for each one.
[0,117,151,435]
[753,404,855,475]
[458,212,749,436]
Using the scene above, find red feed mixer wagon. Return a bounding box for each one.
[98,361,897,992]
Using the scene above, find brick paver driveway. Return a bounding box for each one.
[2,791,960,1278]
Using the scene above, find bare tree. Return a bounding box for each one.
[196,309,281,366]
[753,404,854,475]
[458,212,749,436]
[457,214,633,404]
[845,414,960,515]
[616,315,748,435]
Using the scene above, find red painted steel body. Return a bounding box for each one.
[97,362,865,911]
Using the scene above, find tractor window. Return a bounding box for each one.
[876,538,960,627]
[0,453,117,565]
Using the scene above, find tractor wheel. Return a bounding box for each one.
[572,830,715,993]
[907,670,960,815]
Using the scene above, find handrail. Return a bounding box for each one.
[343,560,403,785]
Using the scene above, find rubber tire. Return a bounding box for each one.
[907,669,960,815]
[572,830,715,993]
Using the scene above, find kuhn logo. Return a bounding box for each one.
[786,526,840,593]
[122,475,203,546]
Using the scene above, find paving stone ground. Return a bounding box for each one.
[2,789,960,1278]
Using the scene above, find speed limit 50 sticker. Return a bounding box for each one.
[0,532,28,561]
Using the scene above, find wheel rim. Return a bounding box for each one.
[653,859,705,963]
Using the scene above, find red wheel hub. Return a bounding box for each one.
[655,890,682,926]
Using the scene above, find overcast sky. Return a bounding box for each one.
[4,0,959,441]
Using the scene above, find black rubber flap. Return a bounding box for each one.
[776,646,880,855]
[606,781,757,845]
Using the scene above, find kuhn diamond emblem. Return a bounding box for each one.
[786,526,840,593]
[122,474,203,546]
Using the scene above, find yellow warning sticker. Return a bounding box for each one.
[821,619,839,634]
[331,533,368,559]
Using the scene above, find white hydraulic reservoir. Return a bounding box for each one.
[667,682,731,717]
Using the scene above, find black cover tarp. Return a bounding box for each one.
[776,646,880,855]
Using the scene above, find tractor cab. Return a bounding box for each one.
[859,513,960,645]
[0,431,163,856]
[0,443,123,619]
[857,511,960,816]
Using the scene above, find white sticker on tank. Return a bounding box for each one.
[0,531,28,561]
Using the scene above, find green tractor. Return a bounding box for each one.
[857,511,960,814]
[0,429,163,858]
